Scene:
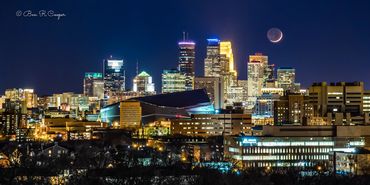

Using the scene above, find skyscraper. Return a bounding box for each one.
[247,60,264,98]
[103,56,125,98]
[161,69,186,93]
[204,38,221,77]
[133,71,155,93]
[247,53,271,108]
[277,67,296,92]
[220,41,237,80]
[84,72,104,99]
[178,35,195,91]
[204,38,237,104]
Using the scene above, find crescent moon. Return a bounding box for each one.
[271,31,283,43]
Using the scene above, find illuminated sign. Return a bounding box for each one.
[242,137,258,146]
[85,72,103,79]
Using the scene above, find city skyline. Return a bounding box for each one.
[3,1,370,183]
[2,1,370,95]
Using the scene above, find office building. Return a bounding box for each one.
[178,37,195,91]
[103,56,125,98]
[133,71,155,94]
[204,38,221,77]
[274,93,313,125]
[249,53,271,85]
[254,93,280,118]
[247,59,264,105]
[0,99,27,135]
[5,88,37,108]
[194,77,224,109]
[224,124,370,169]
[261,87,284,96]
[220,41,237,85]
[84,72,104,99]
[161,69,186,93]
[171,113,252,137]
[277,67,296,92]
[220,41,236,77]
[224,135,365,168]
[204,38,237,104]
[308,82,370,125]
[47,93,89,112]
[226,85,248,106]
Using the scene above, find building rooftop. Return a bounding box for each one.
[137,71,151,77]
[131,89,211,108]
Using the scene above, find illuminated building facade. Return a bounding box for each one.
[103,56,125,98]
[249,53,270,84]
[5,88,37,108]
[119,100,142,130]
[248,53,274,106]
[274,93,313,125]
[308,82,370,125]
[254,93,280,118]
[171,113,252,137]
[204,39,238,104]
[0,99,27,135]
[226,85,248,106]
[194,77,224,109]
[247,60,264,105]
[47,93,89,112]
[261,87,284,96]
[133,71,155,93]
[204,38,221,77]
[220,41,237,89]
[161,69,186,93]
[224,135,365,168]
[83,72,104,99]
[178,38,195,91]
[277,67,296,92]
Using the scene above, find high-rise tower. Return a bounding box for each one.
[178,33,195,91]
[103,56,125,98]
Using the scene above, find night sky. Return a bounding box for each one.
[1,0,370,95]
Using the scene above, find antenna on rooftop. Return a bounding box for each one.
[136,59,139,76]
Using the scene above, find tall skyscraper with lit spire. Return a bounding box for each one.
[178,33,195,91]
